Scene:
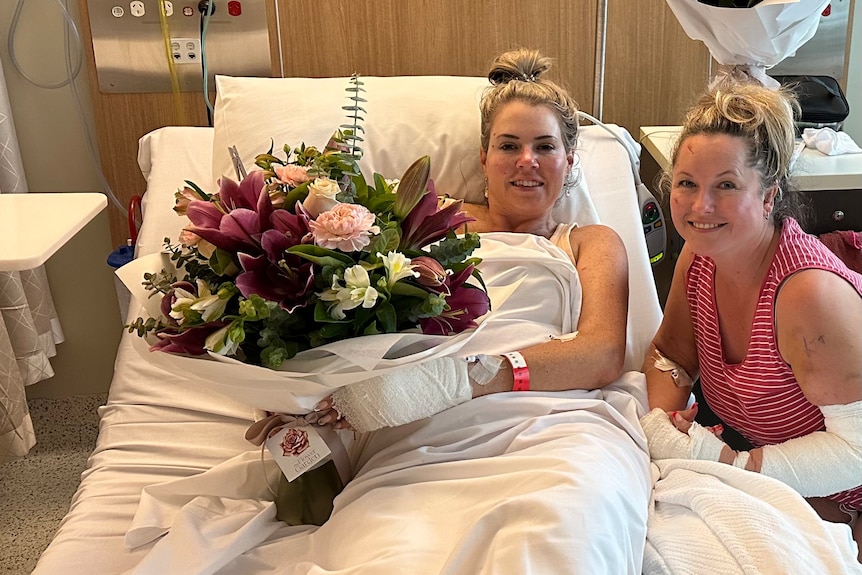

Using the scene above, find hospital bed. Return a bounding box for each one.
[32,76,861,574]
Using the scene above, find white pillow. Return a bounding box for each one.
[211,75,598,225]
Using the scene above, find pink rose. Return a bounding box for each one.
[179,229,217,259]
[274,164,311,187]
[302,177,341,218]
[309,203,381,252]
[280,428,310,456]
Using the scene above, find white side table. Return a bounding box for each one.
[0,193,108,271]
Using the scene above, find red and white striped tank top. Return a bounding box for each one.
[687,217,862,509]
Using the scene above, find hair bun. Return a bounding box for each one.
[487,48,551,85]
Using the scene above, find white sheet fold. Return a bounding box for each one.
[124,375,652,575]
[644,459,862,574]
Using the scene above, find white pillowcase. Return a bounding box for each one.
[211,75,599,226]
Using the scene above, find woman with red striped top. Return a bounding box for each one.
[639,80,862,561]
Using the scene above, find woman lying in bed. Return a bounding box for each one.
[312,47,630,432]
[122,49,651,575]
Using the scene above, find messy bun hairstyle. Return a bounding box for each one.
[661,81,808,226]
[479,48,579,154]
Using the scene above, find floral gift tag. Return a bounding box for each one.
[265,424,332,482]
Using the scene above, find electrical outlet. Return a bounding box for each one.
[170,38,201,64]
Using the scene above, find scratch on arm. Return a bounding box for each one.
[802,335,826,357]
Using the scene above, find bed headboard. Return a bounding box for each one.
[136,75,662,372]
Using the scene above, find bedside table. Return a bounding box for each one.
[0,193,108,271]
[640,126,862,235]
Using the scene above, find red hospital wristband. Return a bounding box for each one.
[502,351,530,391]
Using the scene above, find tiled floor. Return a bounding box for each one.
[0,394,105,575]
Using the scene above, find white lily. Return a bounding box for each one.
[319,265,379,320]
[379,251,419,287]
[188,280,230,322]
[169,286,198,324]
[204,324,241,356]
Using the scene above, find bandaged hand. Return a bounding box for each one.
[322,357,472,433]
[639,407,731,463]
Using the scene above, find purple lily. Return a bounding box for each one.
[218,171,267,212]
[184,172,283,257]
[400,180,475,250]
[419,264,490,335]
[235,251,315,313]
[150,321,228,356]
[232,209,315,312]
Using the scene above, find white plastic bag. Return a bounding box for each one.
[666,0,830,86]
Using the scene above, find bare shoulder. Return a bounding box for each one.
[569,223,625,254]
[569,224,627,281]
[776,269,862,403]
[777,268,862,320]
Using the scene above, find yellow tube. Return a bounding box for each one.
[157,0,187,125]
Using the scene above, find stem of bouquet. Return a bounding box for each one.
[275,458,344,526]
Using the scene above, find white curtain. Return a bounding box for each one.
[0,58,65,464]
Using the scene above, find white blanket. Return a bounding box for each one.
[125,374,652,575]
[644,459,862,574]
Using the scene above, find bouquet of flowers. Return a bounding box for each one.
[128,138,488,367]
[121,80,491,525]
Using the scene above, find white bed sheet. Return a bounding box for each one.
[33,124,661,575]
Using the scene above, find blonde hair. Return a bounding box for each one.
[662,81,805,225]
[479,48,579,153]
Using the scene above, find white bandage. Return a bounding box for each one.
[330,357,472,433]
[650,349,694,388]
[466,354,503,386]
[640,408,729,462]
[642,400,862,498]
[759,399,862,497]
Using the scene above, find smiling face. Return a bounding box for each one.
[670,133,777,259]
[480,101,574,231]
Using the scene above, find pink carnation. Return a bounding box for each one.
[309,203,380,252]
[274,164,311,187]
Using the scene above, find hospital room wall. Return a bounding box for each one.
[0,0,121,399]
[72,0,710,252]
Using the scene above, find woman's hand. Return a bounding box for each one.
[307,396,352,430]
[668,403,724,438]
[640,406,734,462]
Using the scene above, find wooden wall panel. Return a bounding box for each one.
[273,0,597,113]
[602,0,710,137]
[82,0,711,248]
